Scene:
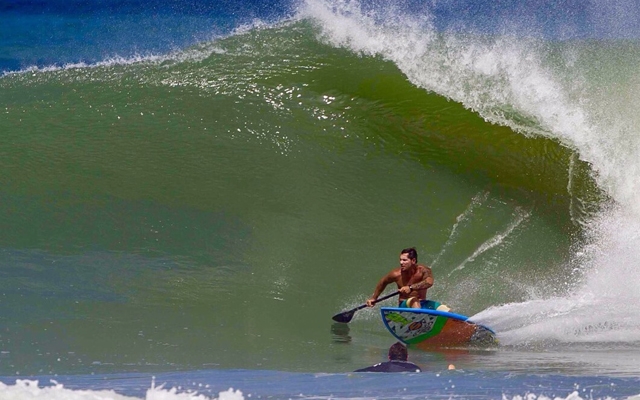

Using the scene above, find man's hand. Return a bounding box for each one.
[400,285,412,294]
[366,298,376,307]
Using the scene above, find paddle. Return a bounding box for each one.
[332,290,401,323]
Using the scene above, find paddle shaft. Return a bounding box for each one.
[332,290,403,323]
[352,290,401,312]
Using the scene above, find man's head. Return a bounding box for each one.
[388,342,408,361]
[399,247,418,271]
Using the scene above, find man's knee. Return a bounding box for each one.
[407,297,421,308]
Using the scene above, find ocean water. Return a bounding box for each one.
[2,0,640,399]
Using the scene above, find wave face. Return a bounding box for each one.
[1,0,640,378]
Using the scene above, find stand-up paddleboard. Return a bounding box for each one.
[381,307,497,349]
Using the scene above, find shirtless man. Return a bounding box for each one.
[366,247,438,309]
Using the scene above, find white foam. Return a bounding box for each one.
[506,392,616,400]
[0,380,244,400]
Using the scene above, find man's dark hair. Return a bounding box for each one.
[401,247,418,262]
[388,342,408,361]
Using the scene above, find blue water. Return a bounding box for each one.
[2,370,640,400]
[2,0,636,74]
[0,0,291,72]
[3,0,640,399]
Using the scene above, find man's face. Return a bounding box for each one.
[399,253,414,271]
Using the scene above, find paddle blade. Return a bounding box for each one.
[332,309,355,323]
[331,291,398,323]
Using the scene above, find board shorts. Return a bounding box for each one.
[399,297,450,311]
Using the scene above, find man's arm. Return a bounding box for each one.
[410,267,434,290]
[366,272,396,307]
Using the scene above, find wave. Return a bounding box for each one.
[298,0,638,209]
[2,0,640,371]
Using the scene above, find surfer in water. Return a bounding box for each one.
[354,342,421,373]
[366,247,450,311]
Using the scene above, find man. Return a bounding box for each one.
[354,342,421,373]
[366,247,449,310]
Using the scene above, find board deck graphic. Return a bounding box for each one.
[381,307,497,348]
